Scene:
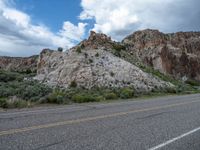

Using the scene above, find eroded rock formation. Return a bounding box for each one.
[122,29,200,81]
[0,55,38,73]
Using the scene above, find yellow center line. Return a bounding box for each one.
[0,99,200,136]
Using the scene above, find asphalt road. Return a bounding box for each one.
[0,94,200,150]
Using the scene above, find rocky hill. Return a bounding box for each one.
[122,29,200,82]
[34,32,172,92]
[1,29,200,90]
[0,55,38,73]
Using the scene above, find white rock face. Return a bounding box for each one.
[35,48,173,92]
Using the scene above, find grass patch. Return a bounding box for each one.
[0,80,52,102]
[0,70,52,108]
[104,92,117,100]
[72,94,100,103]
[0,98,31,109]
[120,87,134,99]
[1,69,199,109]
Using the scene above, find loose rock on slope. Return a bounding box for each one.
[35,32,173,92]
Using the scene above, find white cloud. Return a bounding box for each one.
[0,0,87,56]
[3,8,30,27]
[1,0,199,56]
[59,21,87,42]
[80,0,200,40]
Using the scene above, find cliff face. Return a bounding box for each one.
[122,29,200,81]
[0,55,38,73]
[34,32,172,91]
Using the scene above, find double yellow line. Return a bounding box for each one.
[0,99,200,136]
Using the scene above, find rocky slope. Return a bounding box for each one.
[0,55,38,73]
[2,29,199,89]
[34,32,173,92]
[122,29,200,82]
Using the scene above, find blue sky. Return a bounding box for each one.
[15,0,84,32]
[0,0,199,56]
[14,0,95,41]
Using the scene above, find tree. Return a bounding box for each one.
[57,47,63,52]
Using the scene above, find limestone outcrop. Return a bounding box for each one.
[34,32,173,91]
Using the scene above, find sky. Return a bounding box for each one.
[0,0,200,56]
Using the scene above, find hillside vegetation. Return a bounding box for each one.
[1,69,199,109]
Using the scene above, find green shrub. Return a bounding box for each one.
[96,96,104,101]
[16,81,52,101]
[72,93,100,103]
[120,88,134,99]
[95,53,99,57]
[112,44,126,57]
[0,85,16,97]
[0,80,52,102]
[165,87,177,93]
[175,84,187,93]
[113,51,121,57]
[80,44,85,49]
[70,80,77,88]
[0,98,8,108]
[104,92,117,100]
[12,100,29,108]
[139,66,181,86]
[76,47,82,53]
[25,69,32,74]
[84,53,88,58]
[185,80,200,86]
[0,71,24,82]
[38,96,48,104]
[47,94,62,104]
[110,72,115,77]
[46,93,57,103]
[89,59,93,63]
[64,88,79,99]
[47,89,67,104]
[56,95,65,104]
[112,43,126,51]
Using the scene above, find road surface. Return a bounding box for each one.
[0,94,200,150]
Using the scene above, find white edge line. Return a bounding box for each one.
[149,126,200,150]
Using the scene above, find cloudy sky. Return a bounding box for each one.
[0,0,200,56]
